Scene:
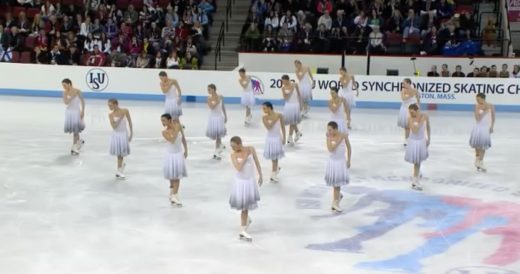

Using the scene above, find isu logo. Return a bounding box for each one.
[86,68,109,91]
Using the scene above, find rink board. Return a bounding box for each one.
[1,63,519,111]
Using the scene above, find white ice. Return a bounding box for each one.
[1,96,519,274]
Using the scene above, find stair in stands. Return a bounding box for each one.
[201,0,250,71]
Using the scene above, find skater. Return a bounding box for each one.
[62,78,85,155]
[238,68,255,126]
[325,121,352,213]
[329,87,350,134]
[161,113,188,206]
[398,78,420,146]
[229,136,262,241]
[405,103,430,191]
[469,93,495,172]
[206,84,228,160]
[108,99,133,179]
[261,101,286,183]
[281,74,303,146]
[294,60,314,118]
[339,67,357,129]
[159,71,183,119]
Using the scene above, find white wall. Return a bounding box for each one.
[1,63,519,111]
[239,53,520,76]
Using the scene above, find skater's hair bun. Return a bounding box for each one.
[108,98,119,105]
[208,84,216,90]
[331,87,338,93]
[340,67,347,72]
[294,60,301,65]
[476,93,486,99]
[159,71,167,77]
[62,78,72,84]
[230,136,242,145]
[262,101,273,109]
[239,68,246,73]
[327,121,338,130]
[281,75,290,80]
[161,113,172,120]
[408,103,419,111]
[403,78,412,84]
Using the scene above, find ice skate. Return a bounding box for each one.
[244,114,252,126]
[77,139,85,150]
[287,135,294,146]
[169,194,182,206]
[270,168,280,183]
[70,143,80,155]
[294,131,303,143]
[239,229,252,242]
[411,177,423,191]
[331,199,343,212]
[115,168,126,179]
[477,160,487,172]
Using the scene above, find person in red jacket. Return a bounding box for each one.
[87,45,106,66]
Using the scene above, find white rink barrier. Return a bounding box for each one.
[1,63,519,111]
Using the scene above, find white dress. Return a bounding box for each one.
[405,121,428,164]
[469,109,492,150]
[206,98,227,140]
[339,79,356,108]
[282,85,301,125]
[229,154,260,210]
[397,96,418,128]
[240,78,255,107]
[263,119,285,160]
[298,71,313,102]
[109,116,130,157]
[164,85,182,118]
[325,139,349,187]
[64,95,85,133]
[163,131,187,180]
[330,99,348,134]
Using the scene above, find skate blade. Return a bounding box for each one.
[411,185,423,191]
[115,175,126,180]
[170,202,183,207]
[239,235,252,242]
[213,155,222,160]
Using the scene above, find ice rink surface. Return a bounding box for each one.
[1,96,519,274]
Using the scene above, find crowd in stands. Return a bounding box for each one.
[426,63,520,77]
[0,0,216,69]
[240,0,486,56]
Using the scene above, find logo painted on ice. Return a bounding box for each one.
[300,186,520,274]
[250,76,264,95]
[86,68,109,91]
[445,266,518,274]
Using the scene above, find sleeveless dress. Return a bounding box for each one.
[397,95,418,128]
[405,121,429,164]
[330,99,348,134]
[325,139,349,187]
[64,95,85,133]
[263,118,285,160]
[469,108,492,150]
[282,86,301,125]
[240,78,255,107]
[109,116,130,157]
[298,71,313,102]
[206,98,227,140]
[165,85,183,118]
[163,131,187,180]
[339,79,356,108]
[229,154,260,210]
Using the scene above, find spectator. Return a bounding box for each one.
[316,0,333,16]
[499,64,510,78]
[477,66,488,77]
[402,9,420,40]
[17,11,31,35]
[317,10,332,31]
[154,51,164,68]
[69,44,81,65]
[314,23,329,52]
[295,22,314,52]
[467,67,480,77]
[512,65,520,78]
[280,10,297,32]
[136,50,150,68]
[427,65,440,76]
[354,10,368,29]
[100,32,111,54]
[244,23,261,51]
[384,9,403,33]
[128,36,141,57]
[482,19,496,47]
[437,0,454,19]
[264,10,280,31]
[110,48,127,67]
[277,22,293,52]
[79,16,92,37]
[61,16,74,33]
[332,10,348,29]
[49,43,68,65]
[451,65,465,77]
[261,24,278,52]
[33,46,50,64]
[166,50,180,69]
[87,45,105,66]
[368,9,382,29]
[180,50,198,69]
[488,65,498,77]
[368,25,385,54]
[440,64,449,77]
[105,18,118,39]
[124,4,139,25]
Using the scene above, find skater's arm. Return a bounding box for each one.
[250,147,263,184]
[415,89,421,105]
[125,109,133,141]
[490,104,495,133]
[78,90,85,118]
[474,105,480,121]
[63,92,72,105]
[327,136,341,152]
[173,79,182,104]
[231,153,247,171]
[425,114,431,145]
[329,100,339,112]
[352,75,359,96]
[344,99,351,123]
[295,84,303,110]
[180,126,188,157]
[238,78,247,89]
[400,89,407,101]
[280,114,286,144]
[108,113,119,129]
[262,116,274,129]
[221,96,228,123]
[308,67,314,82]
[345,135,352,167]
[207,96,216,108]
[160,81,169,94]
